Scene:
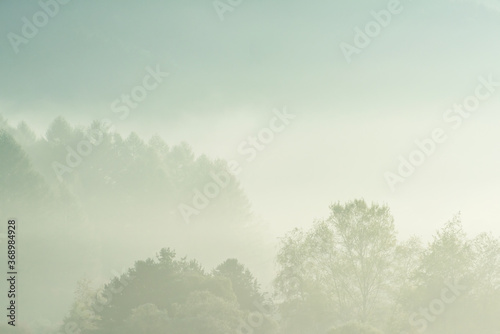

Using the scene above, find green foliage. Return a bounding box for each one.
[213,258,263,310]
[3,114,500,333]
[275,199,397,331]
[46,116,74,144]
[174,291,243,334]
[395,215,500,334]
[0,129,46,203]
[0,115,263,328]
[1,115,251,227]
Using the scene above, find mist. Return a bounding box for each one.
[1,0,500,333]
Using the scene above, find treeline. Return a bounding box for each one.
[62,249,278,334]
[53,200,500,334]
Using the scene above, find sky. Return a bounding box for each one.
[1,0,500,243]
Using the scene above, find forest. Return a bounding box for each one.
[0,115,499,334]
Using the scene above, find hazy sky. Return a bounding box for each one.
[1,0,500,242]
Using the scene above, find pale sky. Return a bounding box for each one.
[1,0,500,243]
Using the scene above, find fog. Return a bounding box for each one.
[0,0,499,333]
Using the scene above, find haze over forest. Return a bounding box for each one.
[0,0,500,333]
